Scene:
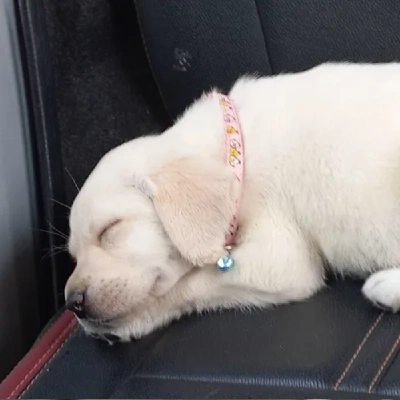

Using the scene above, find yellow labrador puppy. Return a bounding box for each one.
[66,62,400,341]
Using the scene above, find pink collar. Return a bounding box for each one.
[216,93,244,252]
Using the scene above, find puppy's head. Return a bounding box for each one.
[65,136,237,337]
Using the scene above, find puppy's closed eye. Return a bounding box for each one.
[98,219,122,242]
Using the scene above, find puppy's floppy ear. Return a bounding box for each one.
[150,158,238,267]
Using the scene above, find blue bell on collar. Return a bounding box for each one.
[216,255,235,272]
[216,246,235,272]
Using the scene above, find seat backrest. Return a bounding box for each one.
[136,0,400,118]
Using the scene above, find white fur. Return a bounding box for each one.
[66,62,400,341]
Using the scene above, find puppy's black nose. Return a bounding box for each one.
[66,290,86,319]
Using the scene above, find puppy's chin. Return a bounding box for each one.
[79,314,122,331]
[76,294,160,341]
[80,313,159,343]
[78,314,132,341]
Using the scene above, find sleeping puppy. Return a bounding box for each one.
[66,62,400,341]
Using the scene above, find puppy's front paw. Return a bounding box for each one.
[362,269,400,312]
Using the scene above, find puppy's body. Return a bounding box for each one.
[67,63,400,340]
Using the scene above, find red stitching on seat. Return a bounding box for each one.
[368,332,400,393]
[18,324,77,399]
[7,319,76,399]
[334,312,384,390]
[0,311,77,399]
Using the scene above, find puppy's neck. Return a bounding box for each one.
[162,93,227,161]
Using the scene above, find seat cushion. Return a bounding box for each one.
[1,280,400,398]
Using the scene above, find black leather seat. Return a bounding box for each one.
[2,0,400,398]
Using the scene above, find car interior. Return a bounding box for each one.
[1,0,400,398]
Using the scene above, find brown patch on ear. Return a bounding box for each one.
[151,158,238,267]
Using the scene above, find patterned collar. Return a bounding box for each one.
[215,93,244,272]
